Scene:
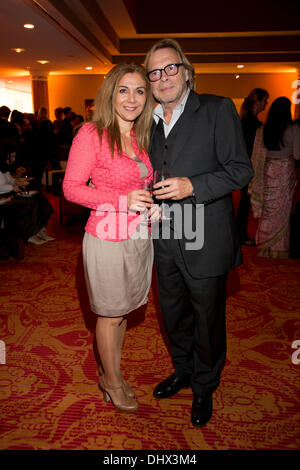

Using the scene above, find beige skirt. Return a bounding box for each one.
[82,226,154,317]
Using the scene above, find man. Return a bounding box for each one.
[60,107,74,160]
[145,39,254,427]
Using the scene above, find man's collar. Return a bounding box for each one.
[153,88,191,122]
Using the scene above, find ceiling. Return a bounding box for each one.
[1,0,300,87]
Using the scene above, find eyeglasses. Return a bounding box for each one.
[147,63,184,82]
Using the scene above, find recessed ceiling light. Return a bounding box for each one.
[24,24,34,29]
[86,66,93,70]
[11,48,25,53]
[237,65,244,69]
[37,60,50,64]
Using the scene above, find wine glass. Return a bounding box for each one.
[139,179,153,225]
[154,163,171,221]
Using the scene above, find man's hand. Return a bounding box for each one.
[153,177,194,201]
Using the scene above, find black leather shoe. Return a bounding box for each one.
[153,373,190,399]
[191,394,213,427]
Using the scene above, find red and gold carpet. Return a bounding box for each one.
[0,192,299,450]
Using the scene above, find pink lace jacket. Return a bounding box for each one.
[63,123,153,241]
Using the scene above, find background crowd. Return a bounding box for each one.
[238,89,300,259]
[0,105,85,188]
[0,105,85,259]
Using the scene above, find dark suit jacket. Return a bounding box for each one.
[149,91,254,279]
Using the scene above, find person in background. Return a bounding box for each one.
[52,107,65,166]
[249,97,300,258]
[70,114,84,137]
[53,107,64,130]
[0,106,19,145]
[60,107,74,159]
[85,108,94,122]
[0,148,55,248]
[33,108,55,183]
[236,88,269,246]
[10,110,24,139]
[63,62,155,413]
[290,116,300,258]
[144,38,253,428]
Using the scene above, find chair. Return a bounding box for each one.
[43,161,67,193]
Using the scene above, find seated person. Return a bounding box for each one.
[0,149,55,247]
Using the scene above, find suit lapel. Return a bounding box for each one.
[149,119,158,156]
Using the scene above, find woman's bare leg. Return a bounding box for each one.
[116,317,127,373]
[95,315,128,404]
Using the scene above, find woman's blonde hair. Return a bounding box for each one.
[144,38,195,91]
[93,62,154,157]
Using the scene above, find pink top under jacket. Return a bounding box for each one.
[63,122,153,241]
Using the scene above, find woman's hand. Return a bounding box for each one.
[148,203,161,222]
[128,189,153,213]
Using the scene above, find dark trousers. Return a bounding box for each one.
[4,194,53,241]
[154,237,227,396]
[236,185,251,242]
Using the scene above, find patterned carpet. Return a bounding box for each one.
[0,191,299,450]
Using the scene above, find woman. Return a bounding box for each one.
[63,63,155,413]
[237,88,269,246]
[249,97,300,258]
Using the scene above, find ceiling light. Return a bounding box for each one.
[235,74,240,79]
[11,48,25,53]
[24,24,34,29]
[86,66,93,70]
[237,65,244,69]
[37,60,50,64]
[8,80,13,83]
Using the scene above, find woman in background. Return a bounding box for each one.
[237,88,269,246]
[249,97,300,258]
[63,63,155,413]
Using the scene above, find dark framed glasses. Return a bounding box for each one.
[147,63,184,82]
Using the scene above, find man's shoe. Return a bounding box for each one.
[191,394,213,428]
[153,373,190,399]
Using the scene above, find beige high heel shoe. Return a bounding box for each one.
[99,375,138,413]
[99,367,135,398]
[123,380,135,398]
